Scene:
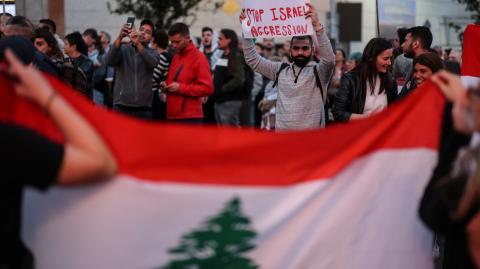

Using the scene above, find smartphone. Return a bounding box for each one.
[126,17,135,29]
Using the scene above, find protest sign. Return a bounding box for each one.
[241,0,313,38]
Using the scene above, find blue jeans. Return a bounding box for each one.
[93,89,104,106]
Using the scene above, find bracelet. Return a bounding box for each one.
[43,91,57,114]
[314,26,324,32]
[313,23,324,32]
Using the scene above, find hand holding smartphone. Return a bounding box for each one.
[120,17,135,43]
[126,17,135,30]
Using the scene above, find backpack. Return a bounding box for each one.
[272,63,332,125]
[60,59,92,98]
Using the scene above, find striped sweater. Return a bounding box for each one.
[152,52,171,92]
[243,31,335,131]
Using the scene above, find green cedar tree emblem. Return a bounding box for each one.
[158,196,258,269]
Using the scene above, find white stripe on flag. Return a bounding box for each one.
[24,149,436,269]
[462,75,480,89]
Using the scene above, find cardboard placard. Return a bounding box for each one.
[241,0,313,38]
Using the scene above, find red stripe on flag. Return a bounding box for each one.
[0,75,445,186]
[462,24,480,78]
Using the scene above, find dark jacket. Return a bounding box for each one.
[398,75,416,99]
[420,172,476,269]
[213,50,245,102]
[69,54,94,83]
[419,102,474,269]
[92,52,106,87]
[34,51,60,77]
[105,44,160,108]
[332,70,397,122]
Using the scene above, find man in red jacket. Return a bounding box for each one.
[164,23,214,123]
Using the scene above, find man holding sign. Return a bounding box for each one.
[240,1,335,130]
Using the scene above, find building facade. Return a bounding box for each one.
[16,0,473,52]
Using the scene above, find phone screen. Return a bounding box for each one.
[126,17,135,29]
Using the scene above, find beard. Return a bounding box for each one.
[203,42,212,49]
[292,54,311,67]
[404,47,415,59]
[139,36,150,47]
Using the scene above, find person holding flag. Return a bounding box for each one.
[420,22,480,269]
[0,39,117,269]
[420,70,480,269]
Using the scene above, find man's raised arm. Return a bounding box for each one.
[240,11,283,81]
[307,3,335,83]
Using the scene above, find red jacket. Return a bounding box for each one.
[165,42,213,119]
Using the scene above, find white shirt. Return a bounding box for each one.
[363,75,388,116]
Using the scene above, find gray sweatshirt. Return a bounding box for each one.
[105,44,160,108]
[243,31,335,130]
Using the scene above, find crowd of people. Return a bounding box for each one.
[0,6,465,132]
[0,2,479,269]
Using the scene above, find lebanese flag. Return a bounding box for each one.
[462,24,480,144]
[462,24,480,88]
[0,74,444,269]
